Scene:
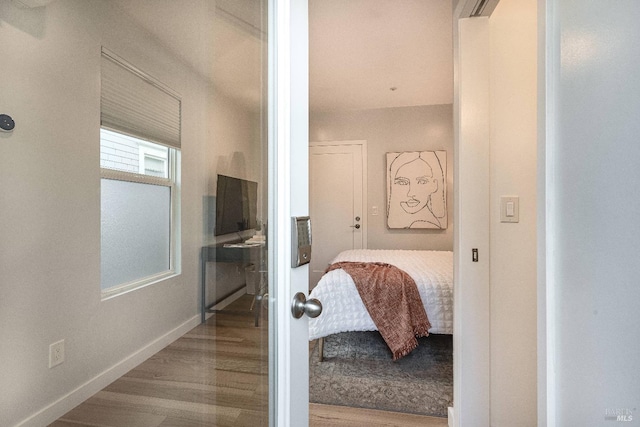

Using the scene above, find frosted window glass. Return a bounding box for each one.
[101,179,171,289]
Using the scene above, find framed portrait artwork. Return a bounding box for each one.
[386,151,447,229]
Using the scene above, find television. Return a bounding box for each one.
[215,174,258,236]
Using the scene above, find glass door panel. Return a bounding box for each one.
[200,0,271,425]
[3,0,310,425]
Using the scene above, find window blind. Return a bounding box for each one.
[101,48,181,149]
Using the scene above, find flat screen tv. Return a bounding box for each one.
[215,174,258,236]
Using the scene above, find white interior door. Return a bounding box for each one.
[309,142,366,288]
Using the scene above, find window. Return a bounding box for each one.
[100,48,181,298]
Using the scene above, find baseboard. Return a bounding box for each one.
[448,406,455,427]
[16,315,200,427]
[211,286,247,311]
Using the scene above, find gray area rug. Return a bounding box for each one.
[309,331,453,417]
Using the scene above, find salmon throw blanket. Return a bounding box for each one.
[325,261,431,360]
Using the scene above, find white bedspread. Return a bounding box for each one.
[308,249,453,340]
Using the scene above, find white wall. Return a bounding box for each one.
[207,91,263,197]
[0,1,260,425]
[488,0,538,425]
[547,2,640,425]
[310,105,453,251]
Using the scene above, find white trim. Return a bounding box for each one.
[538,0,555,425]
[272,0,310,425]
[452,6,461,424]
[452,2,493,425]
[15,315,200,427]
[448,406,456,427]
[100,169,171,186]
[309,140,368,250]
[100,270,179,301]
[266,0,277,425]
[309,139,364,147]
[272,0,294,426]
[211,286,248,311]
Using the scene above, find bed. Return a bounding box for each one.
[308,249,453,358]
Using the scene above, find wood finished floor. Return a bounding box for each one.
[52,296,447,427]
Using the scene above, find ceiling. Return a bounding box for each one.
[310,0,453,112]
[113,0,453,112]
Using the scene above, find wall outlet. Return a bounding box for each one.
[49,339,65,368]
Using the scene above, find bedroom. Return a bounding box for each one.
[306,0,454,419]
[0,0,539,426]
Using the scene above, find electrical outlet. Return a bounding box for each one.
[49,339,65,368]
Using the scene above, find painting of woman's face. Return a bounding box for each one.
[386,150,447,230]
[393,158,438,214]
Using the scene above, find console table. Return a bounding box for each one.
[200,240,266,324]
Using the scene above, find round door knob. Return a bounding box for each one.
[350,224,361,229]
[291,292,323,319]
[355,216,361,221]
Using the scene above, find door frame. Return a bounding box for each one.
[269,0,311,425]
[309,140,368,250]
[452,3,492,426]
[537,1,552,425]
[280,0,495,424]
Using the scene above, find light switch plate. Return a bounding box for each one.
[500,196,519,223]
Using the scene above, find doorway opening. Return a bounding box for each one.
[307,0,454,421]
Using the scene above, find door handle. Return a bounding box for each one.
[291,292,323,319]
[350,224,361,229]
